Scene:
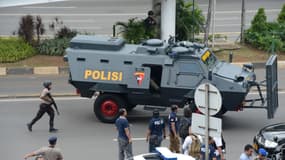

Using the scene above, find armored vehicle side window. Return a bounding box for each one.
[176,62,204,88]
[179,62,203,73]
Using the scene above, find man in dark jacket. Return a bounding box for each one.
[146,109,166,152]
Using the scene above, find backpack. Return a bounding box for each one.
[178,117,191,139]
[188,135,201,159]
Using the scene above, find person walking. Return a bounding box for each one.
[179,107,192,145]
[182,128,202,159]
[213,134,226,160]
[146,109,166,153]
[240,144,254,160]
[168,105,180,153]
[24,136,63,160]
[27,81,59,132]
[115,108,133,160]
[200,136,217,160]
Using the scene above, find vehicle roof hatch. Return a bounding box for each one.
[69,35,125,51]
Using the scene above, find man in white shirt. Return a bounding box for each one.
[240,144,254,160]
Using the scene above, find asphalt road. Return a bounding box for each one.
[0,0,284,40]
[0,67,284,159]
[1,68,285,97]
[0,92,284,160]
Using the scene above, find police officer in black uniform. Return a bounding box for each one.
[27,81,59,132]
[144,10,156,38]
[146,109,166,153]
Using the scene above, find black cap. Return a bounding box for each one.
[153,109,159,118]
[148,10,154,16]
[171,105,178,111]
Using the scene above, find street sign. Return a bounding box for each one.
[194,83,222,116]
[191,113,222,138]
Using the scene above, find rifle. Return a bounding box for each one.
[47,93,60,115]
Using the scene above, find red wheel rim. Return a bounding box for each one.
[101,100,119,117]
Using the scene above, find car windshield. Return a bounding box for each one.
[142,153,162,160]
[201,50,217,69]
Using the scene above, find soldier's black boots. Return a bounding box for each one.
[49,128,58,133]
[27,123,32,132]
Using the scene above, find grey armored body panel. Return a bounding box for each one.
[65,35,278,123]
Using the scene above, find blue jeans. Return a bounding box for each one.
[118,137,133,160]
[149,135,163,153]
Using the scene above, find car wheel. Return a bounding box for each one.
[94,93,126,123]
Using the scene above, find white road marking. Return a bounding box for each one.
[0,91,284,103]
[0,96,87,102]
[215,23,250,27]
[22,6,76,9]
[203,9,281,14]
[113,137,169,142]
[0,13,145,16]
[1,9,279,17]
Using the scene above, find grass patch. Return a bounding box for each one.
[1,44,284,68]
[214,44,285,62]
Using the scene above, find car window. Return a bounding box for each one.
[273,124,285,131]
[142,153,162,160]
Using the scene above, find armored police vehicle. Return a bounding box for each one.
[65,35,278,123]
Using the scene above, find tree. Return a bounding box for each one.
[35,16,45,44]
[18,15,35,45]
[251,8,267,33]
[203,0,213,46]
[277,4,285,23]
[116,18,147,44]
[176,0,205,41]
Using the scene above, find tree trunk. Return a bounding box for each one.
[204,0,212,46]
[240,0,246,44]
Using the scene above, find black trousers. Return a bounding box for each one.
[30,103,54,129]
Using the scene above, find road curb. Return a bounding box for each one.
[0,93,78,99]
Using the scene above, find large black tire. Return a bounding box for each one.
[94,94,126,123]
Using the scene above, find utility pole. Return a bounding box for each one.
[204,0,213,46]
[240,0,245,44]
[211,0,216,48]
[192,0,195,41]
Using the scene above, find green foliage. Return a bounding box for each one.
[55,26,77,39]
[176,0,205,41]
[115,0,205,43]
[278,4,285,23]
[116,18,147,44]
[0,38,35,63]
[18,15,35,45]
[37,38,70,56]
[251,8,267,33]
[245,7,285,52]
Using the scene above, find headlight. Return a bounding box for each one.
[265,139,278,148]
